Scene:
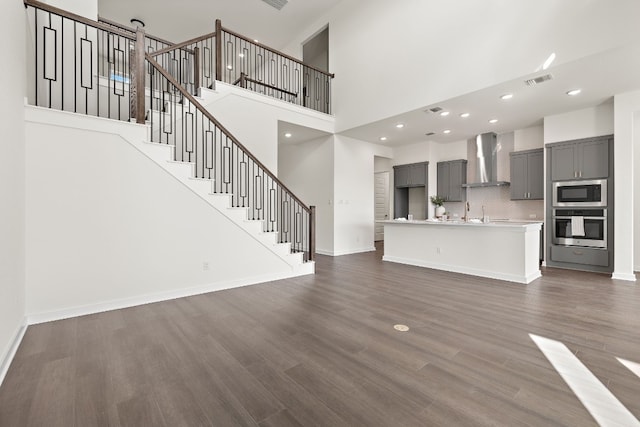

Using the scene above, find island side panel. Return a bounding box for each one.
[382,222,541,284]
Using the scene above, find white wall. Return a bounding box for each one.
[543,103,614,144]
[278,136,335,254]
[25,114,299,320]
[333,135,392,255]
[514,125,544,151]
[200,83,335,174]
[0,0,27,383]
[42,0,97,19]
[285,0,640,132]
[613,90,640,278]
[635,111,640,272]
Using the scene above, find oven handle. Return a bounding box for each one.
[554,216,606,220]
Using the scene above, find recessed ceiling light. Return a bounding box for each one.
[488,119,498,124]
[566,89,582,96]
[500,93,513,100]
[543,52,556,70]
[379,136,387,141]
[239,53,245,58]
[226,64,233,70]
[459,113,470,118]
[443,129,451,134]
[440,111,450,117]
[254,39,260,43]
[395,123,405,129]
[284,133,292,138]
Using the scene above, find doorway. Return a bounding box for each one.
[374,171,390,241]
[302,26,329,72]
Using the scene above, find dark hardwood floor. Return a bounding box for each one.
[1,243,639,426]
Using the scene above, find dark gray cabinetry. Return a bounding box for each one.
[394,163,426,187]
[550,137,609,180]
[393,162,428,218]
[436,160,467,202]
[510,149,543,200]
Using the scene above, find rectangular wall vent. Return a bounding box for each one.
[425,107,443,114]
[262,0,288,10]
[524,74,553,86]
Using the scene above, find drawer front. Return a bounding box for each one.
[550,245,609,267]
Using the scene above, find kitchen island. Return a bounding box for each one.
[381,219,543,284]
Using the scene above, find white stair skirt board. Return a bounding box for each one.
[530,334,640,427]
[0,321,27,387]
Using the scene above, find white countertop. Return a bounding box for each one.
[380,219,542,229]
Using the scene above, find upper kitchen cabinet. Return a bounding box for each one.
[550,136,610,181]
[510,149,543,200]
[437,160,467,202]
[394,162,427,187]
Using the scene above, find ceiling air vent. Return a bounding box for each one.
[425,107,443,113]
[524,74,553,86]
[262,0,288,10]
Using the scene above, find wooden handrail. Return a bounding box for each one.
[145,53,312,213]
[24,0,135,40]
[221,24,335,79]
[97,16,175,47]
[233,73,298,98]
[149,32,216,57]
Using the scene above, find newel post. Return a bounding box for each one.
[132,27,146,124]
[215,19,222,82]
[309,206,316,262]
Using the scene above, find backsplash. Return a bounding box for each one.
[442,186,544,221]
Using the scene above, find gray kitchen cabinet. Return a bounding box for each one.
[393,162,429,218]
[510,149,543,200]
[550,137,609,181]
[437,160,467,202]
[394,162,427,188]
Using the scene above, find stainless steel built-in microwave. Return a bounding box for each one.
[552,179,607,207]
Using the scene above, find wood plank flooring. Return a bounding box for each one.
[1,243,639,426]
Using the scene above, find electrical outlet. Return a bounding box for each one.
[203,262,209,271]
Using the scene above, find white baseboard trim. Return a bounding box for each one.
[317,247,376,257]
[0,320,28,387]
[382,255,539,285]
[611,272,637,282]
[27,270,306,325]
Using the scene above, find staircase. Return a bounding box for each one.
[24,0,327,284]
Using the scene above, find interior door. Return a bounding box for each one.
[375,172,390,241]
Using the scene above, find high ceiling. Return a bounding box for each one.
[99,0,640,147]
[98,0,342,50]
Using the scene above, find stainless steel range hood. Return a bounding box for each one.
[462,132,510,188]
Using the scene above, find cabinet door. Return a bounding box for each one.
[527,151,544,199]
[394,165,410,187]
[551,144,577,181]
[409,163,426,186]
[510,154,528,200]
[447,161,465,202]
[437,162,449,200]
[579,138,609,179]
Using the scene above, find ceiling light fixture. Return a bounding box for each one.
[542,52,556,70]
[130,18,145,28]
[284,133,292,138]
[459,113,470,118]
[500,93,513,100]
[488,119,498,124]
[239,53,245,58]
[226,64,233,70]
[440,111,450,117]
[566,89,582,96]
[443,129,451,134]
[379,136,388,141]
[396,123,405,129]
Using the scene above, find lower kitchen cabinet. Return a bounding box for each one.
[550,245,609,267]
[510,149,543,200]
